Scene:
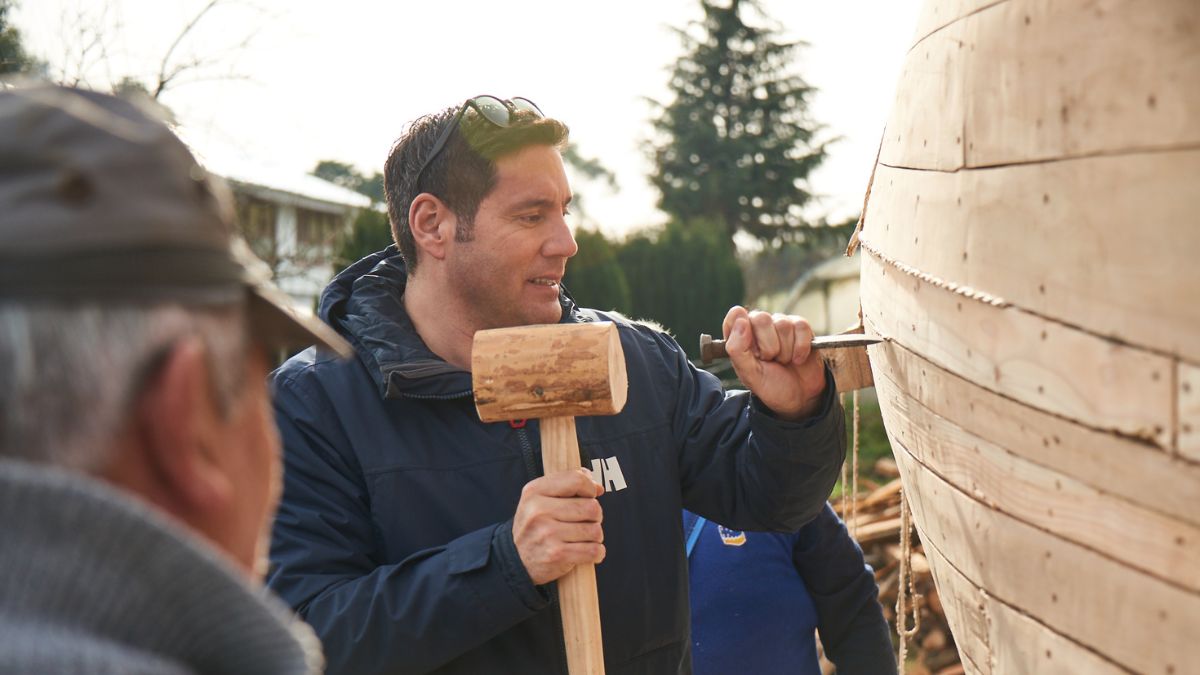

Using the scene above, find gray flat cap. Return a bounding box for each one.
[0,84,352,358]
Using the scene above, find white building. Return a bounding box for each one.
[761,251,863,336]
[218,158,372,313]
[176,123,374,314]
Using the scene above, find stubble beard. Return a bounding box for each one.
[448,217,565,328]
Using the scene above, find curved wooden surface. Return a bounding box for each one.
[862,0,1200,672]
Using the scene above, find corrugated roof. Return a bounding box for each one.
[213,154,372,209]
[177,128,372,209]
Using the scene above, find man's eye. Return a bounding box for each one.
[519,213,543,225]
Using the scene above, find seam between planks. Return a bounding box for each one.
[907,0,1010,55]
[878,363,1200,594]
[879,141,1200,175]
[858,239,1200,372]
[894,437,1155,674]
[867,334,1200,527]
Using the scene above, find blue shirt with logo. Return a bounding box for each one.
[684,503,896,675]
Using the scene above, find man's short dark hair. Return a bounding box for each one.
[384,103,569,272]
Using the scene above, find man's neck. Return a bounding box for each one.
[403,272,476,371]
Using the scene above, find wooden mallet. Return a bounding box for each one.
[472,321,628,675]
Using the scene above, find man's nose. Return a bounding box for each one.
[544,215,578,259]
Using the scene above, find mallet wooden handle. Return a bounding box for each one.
[472,322,626,675]
[541,416,606,675]
[699,332,883,365]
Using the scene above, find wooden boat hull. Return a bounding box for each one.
[858,1,1200,672]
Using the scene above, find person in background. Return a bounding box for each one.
[685,503,896,674]
[0,84,351,674]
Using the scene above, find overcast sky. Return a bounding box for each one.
[15,0,921,239]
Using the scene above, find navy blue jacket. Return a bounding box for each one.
[267,248,846,675]
[685,504,895,675]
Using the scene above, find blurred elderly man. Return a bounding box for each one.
[0,84,350,674]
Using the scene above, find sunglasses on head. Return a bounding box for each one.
[414,95,544,186]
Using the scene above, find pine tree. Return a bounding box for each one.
[650,0,828,247]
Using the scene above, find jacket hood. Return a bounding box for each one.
[318,245,397,327]
[318,246,580,400]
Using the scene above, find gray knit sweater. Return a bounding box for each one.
[0,459,323,674]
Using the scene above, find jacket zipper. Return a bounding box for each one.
[515,426,540,482]
[398,396,571,673]
[516,425,570,675]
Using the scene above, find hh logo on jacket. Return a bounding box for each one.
[588,457,628,493]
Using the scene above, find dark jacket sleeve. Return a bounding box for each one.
[793,503,897,673]
[657,326,845,532]
[267,374,548,675]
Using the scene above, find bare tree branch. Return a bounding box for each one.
[50,0,133,89]
[157,25,258,93]
[57,4,111,87]
[152,0,219,98]
[45,0,264,105]
[163,71,254,90]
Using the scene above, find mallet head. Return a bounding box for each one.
[472,322,628,423]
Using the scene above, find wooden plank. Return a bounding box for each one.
[1180,362,1200,463]
[860,251,1174,447]
[875,365,1200,591]
[861,477,903,509]
[888,437,1200,674]
[866,339,1200,527]
[885,0,1200,171]
[861,152,1200,364]
[824,345,874,393]
[860,165,970,302]
[849,516,902,545]
[922,537,1128,675]
[879,20,967,171]
[985,593,1130,675]
[912,0,1006,47]
[961,653,986,675]
[917,529,993,673]
[964,0,1200,166]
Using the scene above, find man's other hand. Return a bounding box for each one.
[513,468,606,586]
[721,306,827,422]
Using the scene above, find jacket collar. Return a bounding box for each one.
[320,247,584,400]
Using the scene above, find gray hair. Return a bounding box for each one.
[0,302,250,471]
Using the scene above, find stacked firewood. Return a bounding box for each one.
[823,458,964,675]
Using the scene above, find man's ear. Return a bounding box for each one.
[408,193,455,263]
[134,338,234,518]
